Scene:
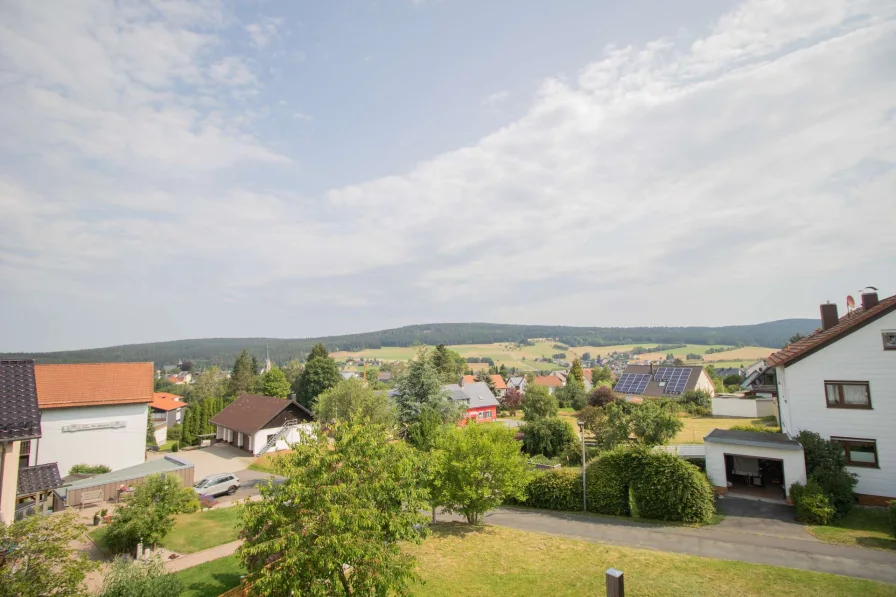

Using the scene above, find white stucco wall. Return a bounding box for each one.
[704,441,806,498]
[711,397,776,418]
[153,426,167,446]
[777,309,896,499]
[694,370,716,396]
[251,423,313,455]
[32,403,148,476]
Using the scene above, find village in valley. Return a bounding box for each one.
[1,289,895,597]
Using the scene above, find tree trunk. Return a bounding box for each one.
[338,566,353,596]
[431,506,437,524]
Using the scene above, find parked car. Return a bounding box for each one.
[193,473,240,497]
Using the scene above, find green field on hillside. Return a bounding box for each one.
[331,341,773,371]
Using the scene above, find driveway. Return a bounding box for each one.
[715,495,813,541]
[149,443,255,479]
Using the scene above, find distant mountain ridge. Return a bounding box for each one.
[2,319,819,366]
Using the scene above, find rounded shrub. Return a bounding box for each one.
[791,481,835,524]
[171,442,180,452]
[628,449,715,523]
[585,447,633,516]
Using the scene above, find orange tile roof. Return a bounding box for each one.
[34,363,154,409]
[766,294,896,368]
[533,375,562,387]
[151,392,187,411]
[462,375,477,385]
[490,375,507,389]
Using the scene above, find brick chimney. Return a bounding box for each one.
[820,302,839,331]
[861,291,879,311]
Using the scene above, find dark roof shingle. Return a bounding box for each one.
[17,463,62,496]
[766,294,896,368]
[209,394,313,436]
[0,360,42,442]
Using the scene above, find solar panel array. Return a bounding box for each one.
[614,373,650,395]
[655,367,693,395]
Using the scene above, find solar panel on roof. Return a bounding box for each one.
[663,368,692,395]
[614,373,650,395]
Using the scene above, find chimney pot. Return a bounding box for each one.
[861,292,879,311]
[820,302,839,331]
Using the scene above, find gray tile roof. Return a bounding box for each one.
[704,429,803,450]
[442,382,499,409]
[56,455,194,500]
[0,360,42,442]
[17,463,62,496]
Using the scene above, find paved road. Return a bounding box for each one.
[439,501,896,585]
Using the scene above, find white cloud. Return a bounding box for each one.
[245,15,284,48]
[1,0,894,349]
[482,90,510,108]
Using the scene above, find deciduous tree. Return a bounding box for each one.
[434,423,530,524]
[591,365,613,386]
[521,384,558,420]
[191,366,223,402]
[281,359,303,387]
[105,474,198,553]
[313,378,396,428]
[591,401,683,450]
[98,556,181,597]
[568,358,585,386]
[0,511,98,597]
[261,366,291,398]
[521,417,577,458]
[475,369,497,394]
[499,387,522,416]
[238,423,430,597]
[589,386,619,407]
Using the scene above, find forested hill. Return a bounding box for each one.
[3,319,819,366]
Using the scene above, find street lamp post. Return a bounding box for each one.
[578,420,587,512]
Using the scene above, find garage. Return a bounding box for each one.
[704,429,806,501]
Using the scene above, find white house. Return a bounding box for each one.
[31,363,153,476]
[209,394,314,456]
[768,290,896,505]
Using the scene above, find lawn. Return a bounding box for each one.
[248,451,288,474]
[90,506,242,555]
[671,416,768,444]
[174,554,246,597]
[808,508,896,551]
[177,524,896,597]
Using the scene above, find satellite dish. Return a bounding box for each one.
[846,295,856,312]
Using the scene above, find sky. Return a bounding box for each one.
[1,0,894,352]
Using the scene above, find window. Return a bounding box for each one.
[824,381,871,409]
[176,410,182,421]
[484,411,492,419]
[477,412,485,419]
[883,331,896,350]
[832,437,879,468]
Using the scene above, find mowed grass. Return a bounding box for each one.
[671,416,767,444]
[91,507,243,555]
[174,554,246,597]
[808,508,896,551]
[407,524,895,597]
[171,524,895,597]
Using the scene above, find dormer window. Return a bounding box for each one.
[883,331,896,350]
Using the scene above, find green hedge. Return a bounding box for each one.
[628,450,715,523]
[585,447,632,516]
[518,469,584,512]
[729,424,781,433]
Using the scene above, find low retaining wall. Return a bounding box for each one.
[712,397,775,418]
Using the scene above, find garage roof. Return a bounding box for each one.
[704,429,803,450]
[55,455,193,499]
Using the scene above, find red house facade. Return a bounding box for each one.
[443,382,500,426]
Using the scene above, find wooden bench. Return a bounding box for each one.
[80,489,104,509]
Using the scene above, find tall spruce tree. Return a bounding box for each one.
[227,349,258,397]
[295,345,341,408]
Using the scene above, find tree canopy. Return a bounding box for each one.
[393,349,461,426]
[521,384,558,420]
[430,343,465,383]
[105,474,197,552]
[313,378,396,428]
[433,423,530,524]
[0,511,97,597]
[97,556,181,597]
[475,369,497,394]
[238,422,430,597]
[568,358,585,386]
[261,366,291,398]
[294,350,341,408]
[590,401,683,450]
[227,349,259,397]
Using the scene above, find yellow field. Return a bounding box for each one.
[329,341,775,371]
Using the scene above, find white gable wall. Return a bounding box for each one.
[777,309,896,499]
[32,403,148,475]
[251,423,313,456]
